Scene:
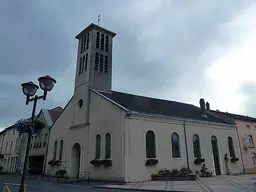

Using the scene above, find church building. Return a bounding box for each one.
[45,23,243,182]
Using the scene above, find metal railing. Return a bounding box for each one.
[3,183,27,192]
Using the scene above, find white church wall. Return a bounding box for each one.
[124,115,187,182]
[87,91,126,180]
[186,122,242,176]
[124,114,242,182]
[45,97,74,176]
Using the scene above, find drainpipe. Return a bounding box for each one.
[183,121,190,169]
[235,125,245,173]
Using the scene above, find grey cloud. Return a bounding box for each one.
[239,81,256,116]
[0,0,255,130]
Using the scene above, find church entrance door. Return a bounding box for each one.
[70,143,81,179]
[211,136,221,175]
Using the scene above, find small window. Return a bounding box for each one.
[95,53,99,71]
[228,137,236,157]
[78,99,83,108]
[95,134,101,159]
[145,130,156,158]
[53,141,57,160]
[100,34,104,50]
[171,132,181,158]
[105,133,111,159]
[249,135,254,147]
[79,57,82,75]
[85,53,88,71]
[105,36,109,52]
[82,55,85,73]
[252,153,256,166]
[96,32,100,49]
[193,134,201,158]
[104,56,108,73]
[100,54,103,71]
[59,140,63,160]
[86,33,89,49]
[247,125,250,129]
[13,129,15,135]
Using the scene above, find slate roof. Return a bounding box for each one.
[209,110,256,122]
[98,90,234,125]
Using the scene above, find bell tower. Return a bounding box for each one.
[72,23,116,126]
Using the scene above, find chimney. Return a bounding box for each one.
[206,102,210,110]
[199,98,207,118]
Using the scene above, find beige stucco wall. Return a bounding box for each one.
[124,114,242,182]
[46,91,125,180]
[0,127,20,173]
[235,119,256,173]
[87,91,125,180]
[45,98,75,176]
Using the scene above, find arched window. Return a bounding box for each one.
[105,133,111,158]
[171,132,180,158]
[105,36,109,52]
[96,32,100,49]
[252,153,256,166]
[100,34,104,50]
[44,133,48,147]
[104,55,108,73]
[228,137,236,157]
[59,140,63,160]
[146,130,156,158]
[249,135,254,147]
[86,33,89,49]
[95,53,99,71]
[53,141,57,160]
[193,134,201,157]
[95,134,101,159]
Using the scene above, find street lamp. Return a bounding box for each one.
[18,75,56,192]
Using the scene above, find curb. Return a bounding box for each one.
[94,186,201,192]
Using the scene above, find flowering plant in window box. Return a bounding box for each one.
[55,160,62,166]
[230,157,239,163]
[145,159,159,166]
[90,159,101,166]
[194,157,205,165]
[48,160,56,166]
[0,154,4,159]
[224,154,229,162]
[100,159,112,167]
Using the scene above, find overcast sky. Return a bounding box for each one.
[1,0,256,131]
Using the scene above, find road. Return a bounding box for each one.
[0,175,137,192]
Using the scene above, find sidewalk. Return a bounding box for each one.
[95,174,256,192]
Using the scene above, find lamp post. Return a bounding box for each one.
[18,75,56,192]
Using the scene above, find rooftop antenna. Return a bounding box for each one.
[98,14,100,26]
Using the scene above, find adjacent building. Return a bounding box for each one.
[0,107,62,173]
[45,23,243,182]
[209,107,256,174]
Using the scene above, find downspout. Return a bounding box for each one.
[235,125,245,173]
[183,121,190,169]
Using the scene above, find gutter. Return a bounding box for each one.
[183,121,190,169]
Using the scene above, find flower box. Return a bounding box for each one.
[230,157,239,163]
[100,159,112,167]
[48,160,56,166]
[194,157,205,165]
[151,174,196,181]
[145,159,158,166]
[90,159,101,166]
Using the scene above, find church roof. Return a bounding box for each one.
[98,90,234,125]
